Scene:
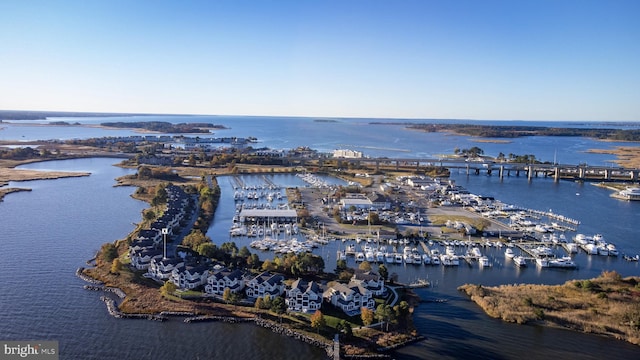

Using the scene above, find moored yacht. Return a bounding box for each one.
[548,256,577,268]
[504,248,515,259]
[478,256,491,268]
[513,256,527,267]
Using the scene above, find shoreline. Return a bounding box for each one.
[459,272,640,347]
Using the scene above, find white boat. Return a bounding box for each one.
[423,254,431,265]
[513,256,527,267]
[615,187,640,200]
[582,243,598,255]
[478,256,491,268]
[596,245,609,256]
[394,253,404,264]
[607,243,619,256]
[504,248,515,259]
[365,251,375,262]
[548,256,577,268]
[355,252,365,262]
[536,258,549,267]
[564,242,578,253]
[412,252,423,265]
[385,252,395,263]
[431,255,440,265]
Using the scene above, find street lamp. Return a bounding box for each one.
[162,228,169,259]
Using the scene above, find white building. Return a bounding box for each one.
[333,149,363,159]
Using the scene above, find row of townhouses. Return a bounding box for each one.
[154,264,384,315]
[129,185,193,271]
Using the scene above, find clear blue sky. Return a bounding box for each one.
[1,0,639,121]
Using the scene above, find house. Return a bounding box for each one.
[285,279,324,313]
[170,263,210,290]
[130,248,163,270]
[350,270,386,296]
[137,229,162,245]
[244,271,285,299]
[204,269,246,295]
[323,282,375,316]
[147,257,184,281]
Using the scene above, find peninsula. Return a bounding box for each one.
[459,271,640,346]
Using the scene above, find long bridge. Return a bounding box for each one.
[297,156,639,182]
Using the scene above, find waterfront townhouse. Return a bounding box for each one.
[170,263,210,290]
[350,270,386,296]
[129,238,157,253]
[244,271,285,299]
[285,279,324,313]
[323,282,375,316]
[147,256,184,281]
[204,269,246,295]
[137,229,162,245]
[130,248,163,270]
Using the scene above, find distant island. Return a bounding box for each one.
[371,122,640,142]
[100,121,227,133]
[0,110,163,120]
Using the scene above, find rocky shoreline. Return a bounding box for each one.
[76,266,342,358]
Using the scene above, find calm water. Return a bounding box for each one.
[1,117,639,359]
[1,115,635,165]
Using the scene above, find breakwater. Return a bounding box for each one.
[75,267,103,285]
[183,315,254,323]
[100,296,166,321]
[253,318,334,358]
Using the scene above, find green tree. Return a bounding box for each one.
[222,288,239,305]
[338,269,355,282]
[394,301,412,328]
[160,281,177,297]
[361,307,375,326]
[262,294,272,310]
[143,209,156,221]
[247,253,261,269]
[151,184,168,206]
[378,264,388,281]
[101,243,118,263]
[261,259,277,272]
[182,230,210,250]
[336,320,352,338]
[310,310,326,333]
[255,297,264,310]
[238,246,251,259]
[375,304,397,332]
[270,296,287,323]
[358,261,372,272]
[196,242,217,259]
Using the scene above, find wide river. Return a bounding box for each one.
[1,116,639,359]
